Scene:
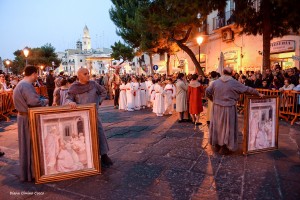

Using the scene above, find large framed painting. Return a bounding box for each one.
[243,96,279,155]
[29,103,100,184]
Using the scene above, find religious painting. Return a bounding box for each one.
[243,96,279,155]
[29,103,100,184]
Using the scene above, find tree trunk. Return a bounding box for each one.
[149,53,154,75]
[262,0,271,72]
[175,41,204,76]
[171,27,204,76]
[166,53,170,75]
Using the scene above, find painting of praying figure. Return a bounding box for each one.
[244,96,279,154]
[29,104,100,184]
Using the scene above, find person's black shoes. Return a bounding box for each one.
[178,120,183,123]
[0,152,5,157]
[219,146,231,155]
[213,144,221,152]
[101,154,113,167]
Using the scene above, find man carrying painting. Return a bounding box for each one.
[66,68,113,167]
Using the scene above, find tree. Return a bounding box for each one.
[234,0,300,71]
[110,0,148,48]
[110,0,227,75]
[11,43,61,75]
[111,41,135,65]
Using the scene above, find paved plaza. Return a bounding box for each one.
[0,100,300,200]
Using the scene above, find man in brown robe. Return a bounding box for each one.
[111,68,121,109]
[206,67,263,154]
[66,68,113,167]
[13,66,49,182]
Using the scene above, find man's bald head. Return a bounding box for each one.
[77,68,89,76]
[77,68,90,84]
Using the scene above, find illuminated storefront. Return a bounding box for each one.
[270,40,296,70]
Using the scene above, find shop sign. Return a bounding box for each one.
[223,50,238,60]
[270,40,295,53]
[292,55,300,61]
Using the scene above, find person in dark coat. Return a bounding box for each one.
[46,70,55,106]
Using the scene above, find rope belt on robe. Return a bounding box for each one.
[18,112,28,116]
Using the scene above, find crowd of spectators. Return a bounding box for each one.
[1,64,300,96]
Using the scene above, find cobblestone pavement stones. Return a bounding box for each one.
[0,100,300,200]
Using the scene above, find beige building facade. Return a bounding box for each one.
[137,1,300,75]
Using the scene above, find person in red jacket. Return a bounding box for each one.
[188,74,204,125]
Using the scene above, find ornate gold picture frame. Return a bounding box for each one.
[29,103,100,184]
[243,96,279,155]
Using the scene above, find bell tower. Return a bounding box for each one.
[82,25,91,51]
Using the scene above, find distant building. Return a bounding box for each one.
[56,25,113,75]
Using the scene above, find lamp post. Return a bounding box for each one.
[23,48,29,66]
[196,36,204,68]
[5,60,10,74]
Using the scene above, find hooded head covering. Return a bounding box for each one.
[223,67,233,75]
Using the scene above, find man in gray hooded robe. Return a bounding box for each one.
[206,67,262,154]
[13,66,49,182]
[65,68,112,166]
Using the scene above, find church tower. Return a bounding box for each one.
[82,25,91,51]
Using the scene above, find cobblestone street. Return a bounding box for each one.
[0,100,300,200]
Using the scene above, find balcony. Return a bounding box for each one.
[212,10,235,30]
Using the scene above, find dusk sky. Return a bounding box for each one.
[0,0,122,60]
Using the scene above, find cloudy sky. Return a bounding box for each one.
[0,0,121,59]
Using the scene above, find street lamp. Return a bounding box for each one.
[23,48,29,66]
[40,65,44,76]
[196,36,204,68]
[5,60,10,74]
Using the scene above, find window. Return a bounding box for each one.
[64,126,70,137]
[160,53,165,61]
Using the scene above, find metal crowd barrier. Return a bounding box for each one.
[35,86,48,98]
[0,86,48,121]
[0,91,16,121]
[238,89,300,125]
